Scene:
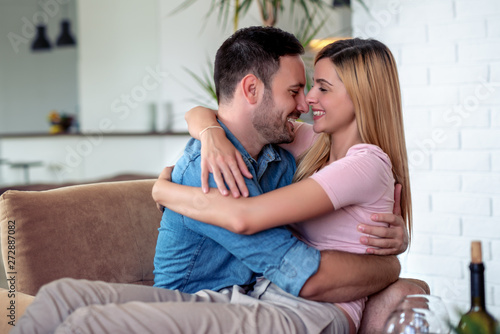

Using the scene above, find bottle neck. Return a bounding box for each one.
[469,263,486,309]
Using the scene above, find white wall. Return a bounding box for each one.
[352,0,500,322]
[77,0,160,133]
[0,0,78,134]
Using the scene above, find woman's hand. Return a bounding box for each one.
[153,166,174,213]
[185,106,253,198]
[200,129,253,198]
[358,184,409,255]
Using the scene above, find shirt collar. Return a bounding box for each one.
[217,120,282,167]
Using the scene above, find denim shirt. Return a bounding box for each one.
[153,122,320,297]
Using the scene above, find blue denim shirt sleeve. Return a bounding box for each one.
[186,217,320,296]
[176,139,321,296]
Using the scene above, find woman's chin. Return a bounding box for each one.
[312,124,323,134]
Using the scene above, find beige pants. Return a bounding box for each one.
[11,278,348,334]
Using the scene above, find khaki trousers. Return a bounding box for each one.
[11,278,348,334]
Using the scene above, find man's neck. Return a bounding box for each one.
[218,108,265,159]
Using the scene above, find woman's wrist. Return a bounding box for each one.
[199,125,224,138]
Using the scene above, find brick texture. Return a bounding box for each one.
[353,0,500,321]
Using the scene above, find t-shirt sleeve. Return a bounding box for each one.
[279,122,318,159]
[310,146,393,210]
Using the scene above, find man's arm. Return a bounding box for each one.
[299,251,400,303]
[154,156,320,297]
[154,166,403,303]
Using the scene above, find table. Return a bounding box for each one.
[8,161,43,184]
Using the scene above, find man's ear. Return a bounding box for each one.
[240,74,262,105]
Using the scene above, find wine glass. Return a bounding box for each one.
[383,294,451,333]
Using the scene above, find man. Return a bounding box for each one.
[12,26,420,333]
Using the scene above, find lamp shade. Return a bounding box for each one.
[56,20,76,47]
[332,0,350,6]
[31,25,51,51]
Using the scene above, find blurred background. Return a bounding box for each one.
[0,0,499,325]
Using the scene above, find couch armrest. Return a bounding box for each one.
[0,180,161,296]
[0,288,34,331]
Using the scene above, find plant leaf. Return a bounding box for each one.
[182,63,217,103]
[167,0,200,16]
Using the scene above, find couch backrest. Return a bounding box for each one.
[0,179,162,296]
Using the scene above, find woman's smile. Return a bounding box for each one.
[312,109,326,121]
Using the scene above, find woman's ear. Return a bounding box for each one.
[240,74,262,105]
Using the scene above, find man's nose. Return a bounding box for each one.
[305,88,317,106]
[297,91,309,114]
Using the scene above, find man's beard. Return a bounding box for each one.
[252,90,296,145]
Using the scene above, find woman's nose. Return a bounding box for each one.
[306,90,317,105]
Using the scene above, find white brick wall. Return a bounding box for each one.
[353,0,500,323]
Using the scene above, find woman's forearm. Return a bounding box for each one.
[153,178,251,233]
[153,177,277,234]
[154,177,333,235]
[185,106,219,139]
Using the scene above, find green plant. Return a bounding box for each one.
[183,60,218,108]
[171,0,356,32]
[172,0,367,104]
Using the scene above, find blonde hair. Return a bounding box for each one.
[293,38,412,241]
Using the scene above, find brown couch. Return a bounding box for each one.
[0,179,429,333]
[0,180,160,332]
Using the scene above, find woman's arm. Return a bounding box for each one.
[153,170,333,235]
[185,106,252,197]
[185,106,219,138]
[153,167,408,255]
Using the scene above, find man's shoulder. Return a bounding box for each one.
[172,138,203,187]
[274,144,295,158]
[182,138,202,159]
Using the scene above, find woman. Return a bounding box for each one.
[153,38,412,333]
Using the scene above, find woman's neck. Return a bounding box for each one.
[328,130,363,163]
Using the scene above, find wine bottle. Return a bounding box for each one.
[458,241,499,333]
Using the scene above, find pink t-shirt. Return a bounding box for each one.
[285,123,395,331]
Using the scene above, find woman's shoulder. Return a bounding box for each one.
[346,144,390,162]
[342,144,392,174]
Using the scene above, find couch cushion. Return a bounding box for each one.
[0,180,161,296]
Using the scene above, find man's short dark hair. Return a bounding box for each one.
[214,26,304,104]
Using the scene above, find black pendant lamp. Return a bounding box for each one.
[31,25,52,51]
[31,0,76,52]
[332,0,351,7]
[31,0,51,52]
[56,20,76,46]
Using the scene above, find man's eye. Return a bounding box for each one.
[290,90,298,96]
